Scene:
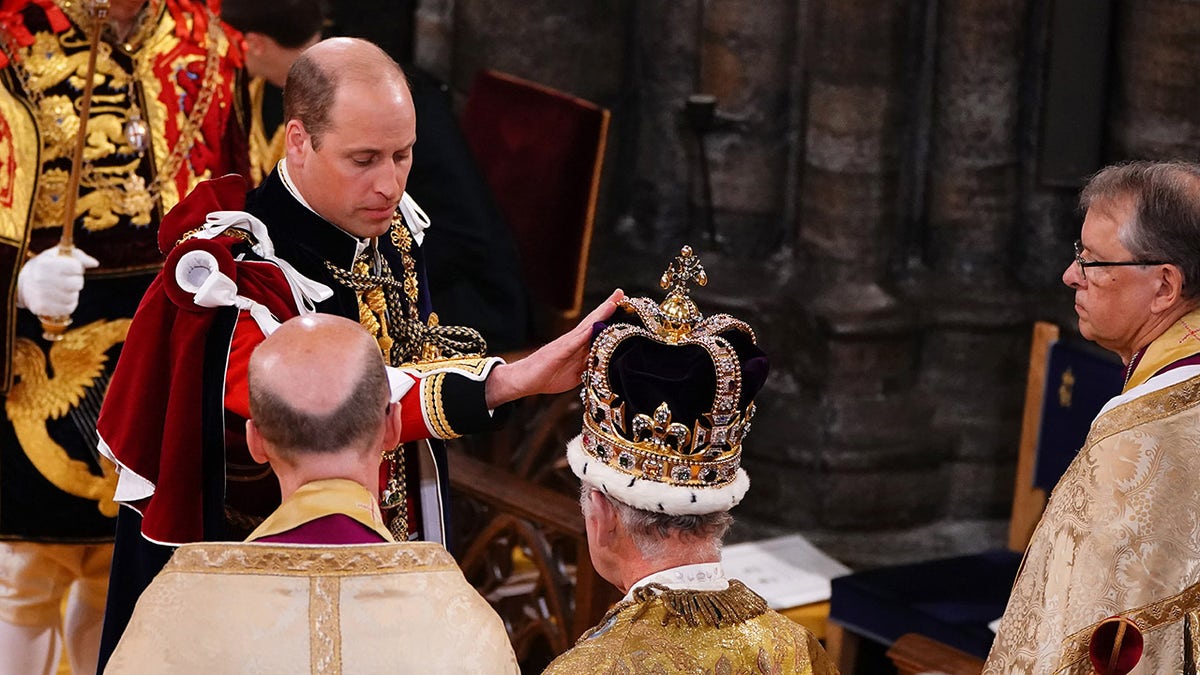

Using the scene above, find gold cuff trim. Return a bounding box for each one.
[399,356,496,378]
[422,373,459,440]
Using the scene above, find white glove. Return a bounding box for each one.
[16,246,100,317]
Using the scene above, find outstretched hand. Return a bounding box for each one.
[484,289,624,409]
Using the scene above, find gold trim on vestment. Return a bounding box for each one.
[1055,580,1200,672]
[310,576,341,675]
[1086,375,1200,450]
[162,540,459,577]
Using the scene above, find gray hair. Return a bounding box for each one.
[580,486,731,559]
[248,337,389,457]
[1080,160,1200,299]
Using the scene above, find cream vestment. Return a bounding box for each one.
[105,541,518,674]
[985,312,1200,674]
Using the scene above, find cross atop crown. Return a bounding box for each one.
[660,245,707,296]
[655,246,708,342]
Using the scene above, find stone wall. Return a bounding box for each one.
[412,0,1200,568]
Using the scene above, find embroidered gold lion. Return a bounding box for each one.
[6,318,132,516]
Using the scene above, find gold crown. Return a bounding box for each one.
[577,246,760,500]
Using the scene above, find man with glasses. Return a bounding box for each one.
[985,160,1200,673]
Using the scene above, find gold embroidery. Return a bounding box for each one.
[552,581,833,674]
[163,541,459,576]
[310,576,341,675]
[0,57,41,245]
[5,3,226,243]
[632,580,768,628]
[4,318,131,515]
[398,357,495,378]
[1086,375,1200,449]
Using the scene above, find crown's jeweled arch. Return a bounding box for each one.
[569,246,764,514]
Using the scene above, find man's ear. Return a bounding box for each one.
[242,31,266,57]
[1150,264,1186,314]
[381,402,402,450]
[245,419,270,465]
[585,489,620,549]
[284,119,310,164]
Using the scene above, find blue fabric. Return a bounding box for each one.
[829,549,1022,658]
[1033,339,1123,493]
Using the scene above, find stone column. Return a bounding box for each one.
[916,0,1029,525]
[414,0,455,82]
[1109,0,1200,159]
[695,0,795,255]
[778,0,955,565]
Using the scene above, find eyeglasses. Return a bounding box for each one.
[1073,240,1170,281]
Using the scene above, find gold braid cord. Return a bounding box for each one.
[324,218,489,541]
[324,222,487,366]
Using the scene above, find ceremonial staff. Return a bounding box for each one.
[40,0,109,340]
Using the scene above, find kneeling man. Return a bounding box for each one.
[545,247,837,674]
[106,315,517,673]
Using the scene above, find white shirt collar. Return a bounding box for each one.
[621,562,728,603]
[278,158,371,258]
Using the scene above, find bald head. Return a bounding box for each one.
[248,315,389,456]
[283,37,410,150]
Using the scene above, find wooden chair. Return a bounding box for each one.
[453,69,612,486]
[460,69,610,341]
[825,322,1124,673]
[887,633,985,675]
[447,448,620,668]
[447,71,617,669]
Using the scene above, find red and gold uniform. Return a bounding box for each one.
[0,0,247,670]
[0,0,248,542]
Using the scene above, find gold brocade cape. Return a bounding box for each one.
[542,580,839,674]
[104,540,519,675]
[984,312,1200,674]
